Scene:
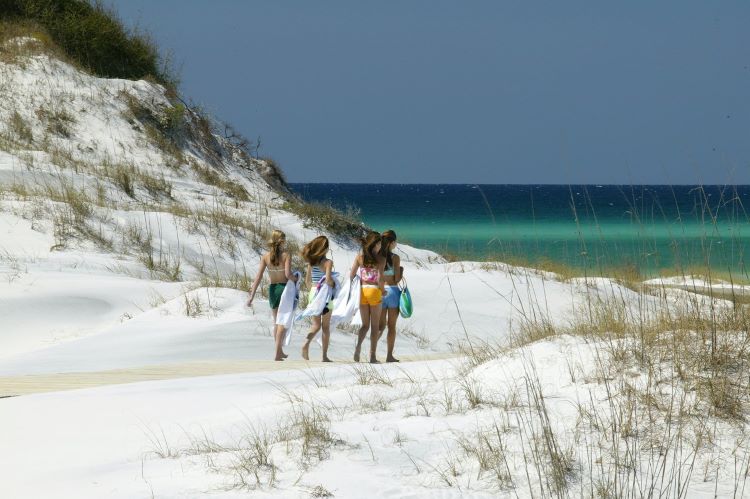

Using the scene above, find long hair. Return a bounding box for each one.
[361,231,381,267]
[379,230,397,268]
[302,235,329,265]
[268,230,286,266]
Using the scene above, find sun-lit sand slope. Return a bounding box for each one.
[3,37,750,499]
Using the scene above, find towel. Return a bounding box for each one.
[331,275,362,327]
[295,273,339,322]
[275,271,301,346]
[330,275,353,320]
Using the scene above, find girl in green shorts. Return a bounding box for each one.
[247,230,298,361]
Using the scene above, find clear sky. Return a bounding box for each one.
[106,1,750,184]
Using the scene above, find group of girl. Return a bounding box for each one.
[247,229,403,364]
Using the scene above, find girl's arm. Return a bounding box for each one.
[393,255,402,284]
[349,254,360,280]
[247,256,267,306]
[377,256,386,292]
[283,252,297,282]
[324,259,335,287]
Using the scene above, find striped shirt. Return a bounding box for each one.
[311,265,325,283]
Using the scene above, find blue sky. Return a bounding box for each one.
[108,1,750,184]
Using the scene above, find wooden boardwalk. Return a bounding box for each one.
[0,354,452,398]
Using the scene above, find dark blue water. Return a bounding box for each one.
[290,184,750,276]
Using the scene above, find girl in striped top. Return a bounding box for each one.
[300,235,335,362]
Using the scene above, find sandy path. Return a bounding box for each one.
[0,353,453,397]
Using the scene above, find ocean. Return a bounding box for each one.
[289,184,750,277]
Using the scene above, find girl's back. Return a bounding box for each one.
[309,257,329,284]
[265,251,289,284]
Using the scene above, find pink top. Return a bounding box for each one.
[359,266,380,283]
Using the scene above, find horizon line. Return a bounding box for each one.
[287,182,750,187]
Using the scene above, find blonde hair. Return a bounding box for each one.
[268,230,286,266]
[302,236,329,265]
[361,231,381,267]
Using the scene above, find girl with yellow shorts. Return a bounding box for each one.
[349,231,386,363]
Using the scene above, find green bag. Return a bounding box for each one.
[399,279,412,318]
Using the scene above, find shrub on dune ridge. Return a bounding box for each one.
[283,199,367,240]
[0,0,175,86]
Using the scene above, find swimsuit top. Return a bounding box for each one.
[311,265,325,283]
[383,261,395,277]
[267,253,286,274]
[310,259,329,283]
[267,264,287,284]
[359,266,380,282]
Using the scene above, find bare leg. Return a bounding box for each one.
[321,312,332,362]
[274,325,286,361]
[370,304,382,363]
[302,316,322,361]
[377,307,387,341]
[354,306,371,362]
[386,308,399,362]
[271,309,287,360]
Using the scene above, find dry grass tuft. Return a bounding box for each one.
[191,159,249,201]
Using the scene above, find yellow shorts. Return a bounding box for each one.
[360,286,382,306]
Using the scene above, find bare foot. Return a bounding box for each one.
[322,357,333,363]
[353,345,361,362]
[386,356,400,363]
[274,356,285,361]
[281,351,289,359]
[370,357,380,364]
[301,342,310,361]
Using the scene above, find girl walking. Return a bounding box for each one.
[247,230,298,361]
[378,230,402,362]
[350,231,386,363]
[300,236,335,362]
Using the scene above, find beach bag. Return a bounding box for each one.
[399,278,412,318]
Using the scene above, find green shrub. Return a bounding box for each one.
[283,200,367,239]
[0,0,175,86]
[160,103,185,138]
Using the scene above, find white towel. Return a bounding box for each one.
[275,271,301,346]
[295,273,339,322]
[330,275,353,320]
[331,275,362,327]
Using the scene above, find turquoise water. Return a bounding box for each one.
[290,184,750,276]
